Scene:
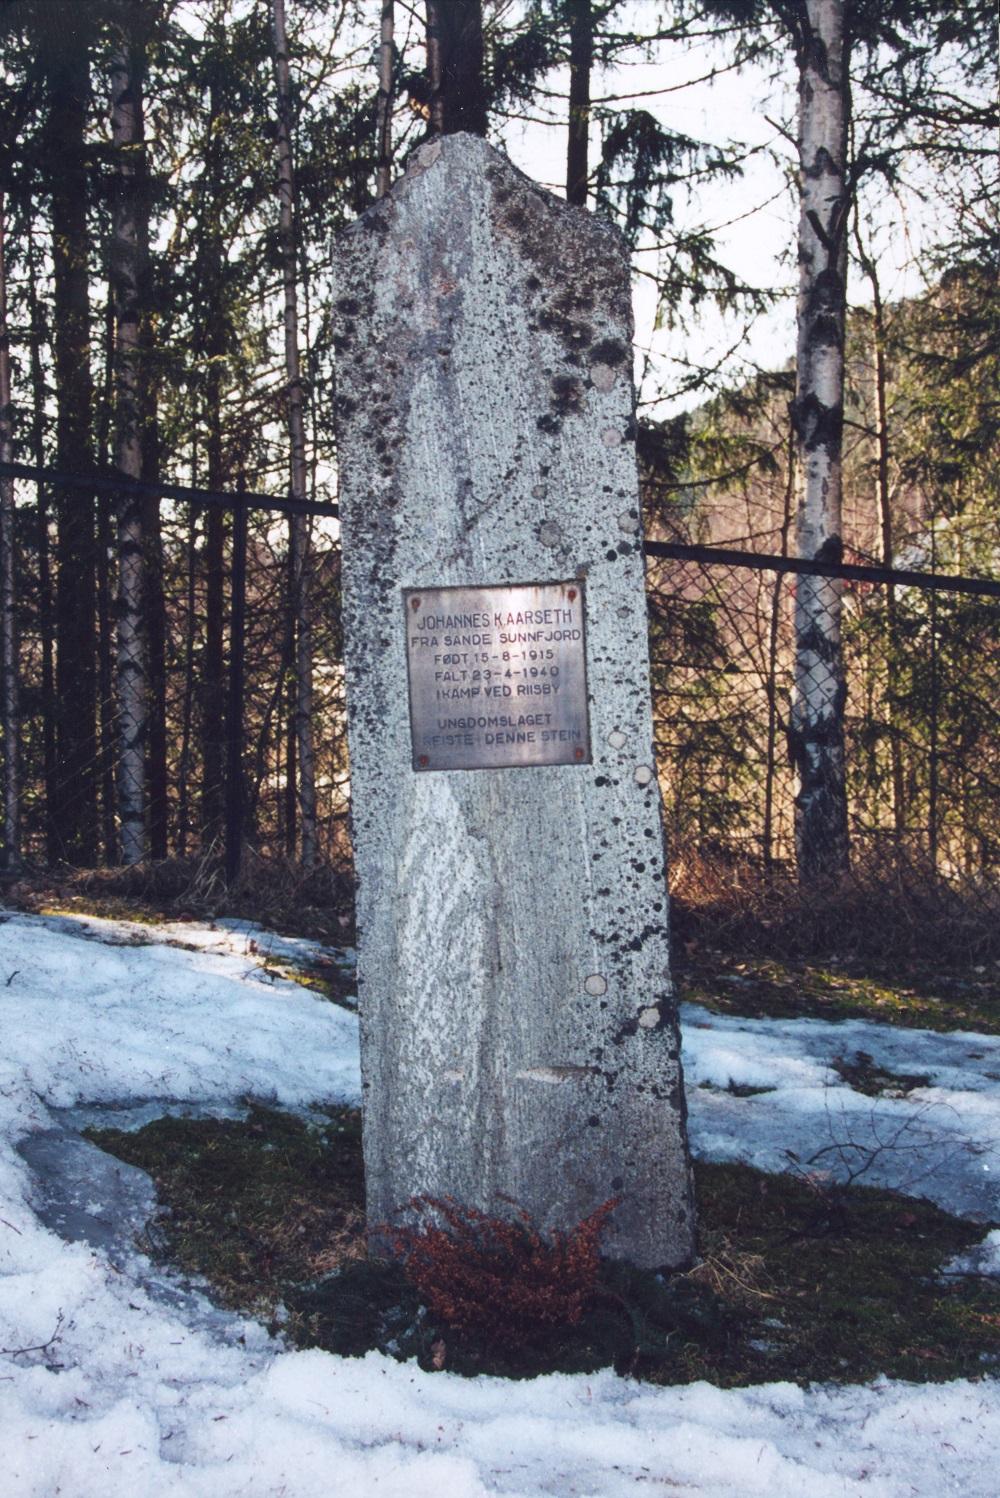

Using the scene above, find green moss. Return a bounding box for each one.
[682,1161,1000,1388]
[679,952,1000,1033]
[87,1108,1000,1385]
[264,956,358,1010]
[85,1104,364,1330]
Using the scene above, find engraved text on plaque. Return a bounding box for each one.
[404,580,590,771]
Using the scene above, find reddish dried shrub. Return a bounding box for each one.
[386,1195,618,1338]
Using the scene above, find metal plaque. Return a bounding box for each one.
[404,580,591,771]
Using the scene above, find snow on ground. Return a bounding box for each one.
[23,907,355,976]
[685,1007,1000,1221]
[1,907,998,1497]
[943,1230,1000,1279]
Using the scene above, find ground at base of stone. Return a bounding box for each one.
[86,1104,1000,1387]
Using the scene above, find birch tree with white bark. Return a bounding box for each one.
[375,0,394,198]
[787,0,851,882]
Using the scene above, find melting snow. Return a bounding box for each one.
[1,908,997,1496]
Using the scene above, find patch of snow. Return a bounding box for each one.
[943,1229,1000,1279]
[683,1004,1000,1221]
[15,906,354,974]
[1,910,999,1496]
[0,911,361,1119]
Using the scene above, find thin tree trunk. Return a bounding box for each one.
[853,225,905,844]
[177,497,198,860]
[45,39,98,865]
[97,506,117,861]
[788,0,850,883]
[284,563,297,857]
[225,477,247,884]
[566,0,593,206]
[200,74,227,850]
[144,476,168,859]
[763,429,795,873]
[426,0,487,137]
[26,233,56,838]
[110,24,150,865]
[202,398,226,848]
[141,299,167,858]
[97,288,118,863]
[928,521,939,870]
[272,0,317,868]
[375,0,395,198]
[0,195,20,873]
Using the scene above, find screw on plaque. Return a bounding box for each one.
[574,747,585,760]
[418,754,430,767]
[411,597,421,611]
[567,588,577,602]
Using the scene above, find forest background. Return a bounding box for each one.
[0,0,996,966]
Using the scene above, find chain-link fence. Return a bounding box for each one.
[3,461,999,957]
[646,541,1000,921]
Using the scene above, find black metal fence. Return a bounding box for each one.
[2,459,999,898]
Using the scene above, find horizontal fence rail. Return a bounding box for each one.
[643,537,1000,600]
[0,460,340,522]
[4,460,999,598]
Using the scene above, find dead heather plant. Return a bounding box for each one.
[385,1195,619,1341]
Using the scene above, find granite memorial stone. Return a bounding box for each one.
[332,133,694,1269]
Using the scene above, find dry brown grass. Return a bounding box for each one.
[670,842,1000,969]
[6,845,356,946]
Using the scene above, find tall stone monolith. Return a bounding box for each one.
[332,133,694,1269]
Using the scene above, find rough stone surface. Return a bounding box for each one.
[332,133,695,1268]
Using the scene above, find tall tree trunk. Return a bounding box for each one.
[762,428,795,873]
[271,0,317,868]
[375,0,395,198]
[144,472,168,859]
[26,233,56,840]
[566,0,593,206]
[283,597,297,856]
[141,270,167,858]
[426,0,487,137]
[177,496,198,859]
[854,223,905,844]
[199,73,227,850]
[97,288,118,862]
[45,39,98,865]
[225,476,247,884]
[0,195,20,873]
[202,399,226,848]
[110,21,150,865]
[788,0,850,883]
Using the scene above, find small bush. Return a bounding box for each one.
[386,1195,618,1342]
